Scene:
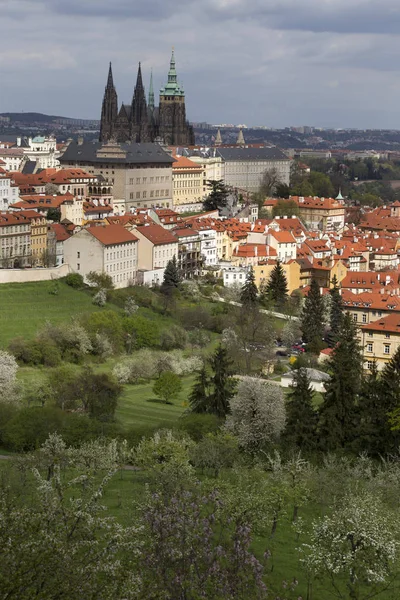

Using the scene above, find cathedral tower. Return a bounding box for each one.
[158,49,194,146]
[131,63,150,142]
[99,63,118,142]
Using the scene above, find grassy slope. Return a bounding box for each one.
[0,281,103,347]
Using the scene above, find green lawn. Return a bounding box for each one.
[0,281,105,347]
[116,375,193,428]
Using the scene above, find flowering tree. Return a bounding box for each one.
[124,296,139,316]
[299,492,399,600]
[226,377,286,452]
[0,350,19,404]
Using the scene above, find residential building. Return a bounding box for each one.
[10,193,84,226]
[132,223,178,271]
[267,230,297,262]
[253,260,301,294]
[291,196,345,232]
[360,314,400,370]
[19,210,48,265]
[172,155,204,208]
[47,223,71,266]
[216,147,290,192]
[0,148,25,171]
[222,264,248,287]
[0,168,19,211]
[340,271,400,295]
[63,224,138,288]
[0,212,31,267]
[22,136,60,170]
[60,140,174,211]
[342,290,400,325]
[173,228,202,278]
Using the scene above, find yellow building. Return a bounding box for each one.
[360,313,400,370]
[253,260,301,294]
[172,155,204,207]
[291,195,345,231]
[20,210,48,265]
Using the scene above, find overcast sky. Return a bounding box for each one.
[1,0,400,129]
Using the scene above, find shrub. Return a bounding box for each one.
[178,414,222,442]
[113,350,157,384]
[124,296,138,316]
[87,271,114,290]
[3,407,65,451]
[160,325,188,350]
[178,307,214,331]
[188,328,211,348]
[64,273,84,289]
[123,316,160,349]
[83,311,124,352]
[92,289,107,307]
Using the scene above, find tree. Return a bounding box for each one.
[92,288,107,306]
[327,275,343,347]
[226,377,286,452]
[272,200,300,218]
[46,207,61,222]
[160,255,180,295]
[259,166,281,197]
[308,171,334,198]
[86,271,114,290]
[318,312,363,451]
[240,266,258,307]
[0,350,19,404]
[203,179,229,212]
[153,371,182,404]
[124,295,138,316]
[300,492,399,600]
[262,260,288,310]
[301,278,324,353]
[282,368,318,452]
[275,183,290,198]
[281,320,302,348]
[207,344,236,417]
[64,273,84,289]
[189,365,210,413]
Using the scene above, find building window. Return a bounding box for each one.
[77,264,80,271]
[77,251,80,259]
[366,361,374,370]
[368,332,373,337]
[384,344,391,355]
[353,314,357,322]
[367,343,373,353]
[385,333,391,339]
[362,314,367,323]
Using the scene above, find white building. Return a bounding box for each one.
[63,224,138,288]
[222,264,248,287]
[0,148,25,172]
[0,168,20,211]
[132,224,179,271]
[267,230,297,263]
[216,147,290,193]
[22,136,60,170]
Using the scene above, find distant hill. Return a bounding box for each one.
[0,113,98,124]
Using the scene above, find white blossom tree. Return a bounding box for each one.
[225,377,286,452]
[0,350,19,404]
[299,492,400,600]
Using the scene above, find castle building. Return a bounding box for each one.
[99,50,194,147]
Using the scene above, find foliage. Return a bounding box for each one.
[240,266,258,307]
[208,344,236,417]
[123,315,160,350]
[318,312,363,451]
[0,350,19,404]
[132,429,194,476]
[226,377,286,452]
[64,272,85,289]
[299,492,399,600]
[83,310,124,351]
[86,270,114,290]
[301,278,324,353]
[327,275,343,347]
[178,413,222,441]
[282,368,318,452]
[272,200,299,218]
[262,260,288,310]
[161,256,180,294]
[124,295,139,316]
[152,371,182,403]
[281,320,301,348]
[92,288,107,306]
[259,166,282,197]
[160,324,188,350]
[189,365,210,413]
[46,207,61,222]
[190,432,240,475]
[203,179,229,211]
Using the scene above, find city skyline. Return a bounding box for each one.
[1,0,400,129]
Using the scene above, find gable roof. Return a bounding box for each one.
[135,223,178,245]
[86,224,138,246]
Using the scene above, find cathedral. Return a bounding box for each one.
[99,50,194,146]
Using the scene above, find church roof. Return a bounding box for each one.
[60,140,174,165]
[160,49,185,97]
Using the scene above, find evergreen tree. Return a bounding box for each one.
[203,180,229,212]
[263,260,288,310]
[327,275,343,348]
[208,345,236,417]
[357,360,398,456]
[189,366,210,414]
[318,312,363,451]
[240,267,258,307]
[373,349,400,453]
[161,256,180,294]
[301,278,324,353]
[282,368,318,452]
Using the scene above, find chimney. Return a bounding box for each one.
[77,136,84,146]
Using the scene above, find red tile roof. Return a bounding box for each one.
[361,313,400,334]
[87,224,138,246]
[136,224,178,245]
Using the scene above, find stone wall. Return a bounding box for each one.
[0,264,70,284]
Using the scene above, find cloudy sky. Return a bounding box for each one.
[1,0,400,128]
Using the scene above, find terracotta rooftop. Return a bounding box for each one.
[136,223,178,245]
[87,224,138,246]
[361,312,400,334]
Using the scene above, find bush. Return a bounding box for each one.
[64,273,84,289]
[8,338,61,367]
[188,328,211,348]
[87,271,114,290]
[123,316,160,349]
[178,307,214,331]
[83,311,124,352]
[178,414,222,442]
[160,325,188,350]
[113,350,157,384]
[3,407,65,451]
[92,289,107,307]
[190,433,239,475]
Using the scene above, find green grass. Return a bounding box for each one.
[116,375,194,428]
[0,281,105,347]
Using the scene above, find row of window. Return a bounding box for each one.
[154,247,175,260]
[106,260,136,272]
[129,189,170,200]
[129,176,170,185]
[366,343,391,355]
[0,225,30,233]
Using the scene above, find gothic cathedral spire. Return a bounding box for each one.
[131,62,149,142]
[100,62,118,142]
[148,70,155,112]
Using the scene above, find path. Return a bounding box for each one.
[216,297,299,322]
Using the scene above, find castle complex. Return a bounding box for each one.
[99,50,194,146]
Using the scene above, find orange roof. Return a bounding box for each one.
[87,224,138,246]
[235,243,270,258]
[136,224,177,245]
[0,213,31,227]
[270,230,296,243]
[290,195,345,210]
[361,313,400,334]
[49,223,71,242]
[172,155,203,171]
[341,290,400,312]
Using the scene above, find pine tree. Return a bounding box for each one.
[203,180,229,212]
[240,267,258,307]
[318,312,363,451]
[301,278,324,353]
[189,366,210,414]
[327,275,343,348]
[208,345,236,417]
[282,368,318,452]
[263,260,288,310]
[356,360,398,456]
[161,256,180,294]
[373,349,400,453]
